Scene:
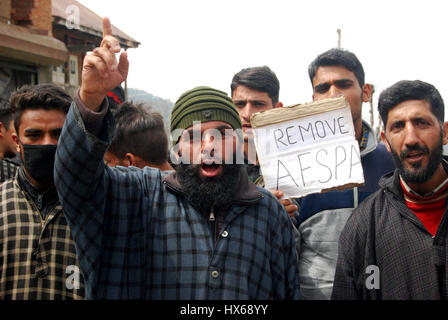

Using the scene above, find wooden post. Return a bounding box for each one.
[124,48,128,100]
[337,29,341,48]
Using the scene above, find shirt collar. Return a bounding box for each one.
[399,158,448,198]
[359,123,369,151]
[17,167,59,211]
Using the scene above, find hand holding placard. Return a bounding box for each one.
[251,97,365,199]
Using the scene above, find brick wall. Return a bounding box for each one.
[11,0,52,35]
[0,0,11,23]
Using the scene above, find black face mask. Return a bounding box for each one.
[22,144,57,184]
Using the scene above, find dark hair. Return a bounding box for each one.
[230,66,280,105]
[9,84,72,135]
[0,98,14,130]
[107,86,125,110]
[108,102,169,165]
[378,80,445,127]
[308,48,365,87]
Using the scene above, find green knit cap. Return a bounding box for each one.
[170,86,242,145]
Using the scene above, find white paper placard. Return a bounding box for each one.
[251,97,365,198]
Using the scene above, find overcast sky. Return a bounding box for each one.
[77,0,448,128]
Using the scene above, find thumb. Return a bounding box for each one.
[269,189,284,200]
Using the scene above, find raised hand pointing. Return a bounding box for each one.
[80,17,129,111]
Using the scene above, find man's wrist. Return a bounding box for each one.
[75,89,109,136]
[79,88,106,112]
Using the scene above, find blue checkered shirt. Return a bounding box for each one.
[54,102,300,300]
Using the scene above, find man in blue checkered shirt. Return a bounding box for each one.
[54,17,299,300]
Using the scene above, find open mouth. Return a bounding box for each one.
[199,160,223,178]
[405,151,425,161]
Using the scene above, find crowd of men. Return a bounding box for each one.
[0,17,447,300]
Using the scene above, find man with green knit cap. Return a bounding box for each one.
[54,17,299,299]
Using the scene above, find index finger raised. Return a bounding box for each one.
[102,17,113,38]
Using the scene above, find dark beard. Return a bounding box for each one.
[391,132,443,184]
[176,163,242,213]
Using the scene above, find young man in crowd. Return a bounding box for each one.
[0,84,84,299]
[104,102,172,171]
[296,48,395,299]
[0,98,18,161]
[231,66,282,184]
[231,66,298,216]
[0,99,20,182]
[54,18,299,299]
[332,80,448,299]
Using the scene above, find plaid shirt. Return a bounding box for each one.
[54,102,300,300]
[332,164,448,300]
[0,158,19,183]
[0,172,85,299]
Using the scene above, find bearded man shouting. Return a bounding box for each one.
[54,18,299,300]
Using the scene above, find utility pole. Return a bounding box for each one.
[369,84,375,128]
[124,48,128,100]
[337,29,341,48]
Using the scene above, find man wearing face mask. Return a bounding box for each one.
[0,84,85,299]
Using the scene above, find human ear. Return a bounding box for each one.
[124,153,136,167]
[442,122,448,145]
[361,83,373,103]
[12,132,20,153]
[168,144,182,165]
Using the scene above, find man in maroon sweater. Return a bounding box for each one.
[379,80,448,236]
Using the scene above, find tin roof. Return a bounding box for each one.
[0,23,68,66]
[52,0,140,48]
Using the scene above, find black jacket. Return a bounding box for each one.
[332,162,448,300]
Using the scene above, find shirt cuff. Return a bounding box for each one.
[75,89,109,137]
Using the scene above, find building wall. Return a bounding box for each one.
[53,24,104,96]
[11,0,52,35]
[0,0,11,23]
[37,65,51,84]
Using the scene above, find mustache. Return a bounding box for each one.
[400,144,429,159]
[201,156,221,164]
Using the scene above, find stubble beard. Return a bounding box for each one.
[391,132,444,184]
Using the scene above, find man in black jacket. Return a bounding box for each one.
[332,80,448,299]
